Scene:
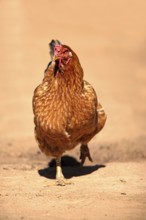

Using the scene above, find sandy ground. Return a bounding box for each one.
[0,0,146,219]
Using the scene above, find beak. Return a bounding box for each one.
[53,56,60,61]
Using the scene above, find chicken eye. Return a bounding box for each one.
[63,49,69,54]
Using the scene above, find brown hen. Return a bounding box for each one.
[32,40,107,185]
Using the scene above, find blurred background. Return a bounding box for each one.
[0,0,146,162]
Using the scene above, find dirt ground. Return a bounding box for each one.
[0,0,146,219]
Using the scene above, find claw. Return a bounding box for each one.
[56,178,72,186]
[80,144,93,166]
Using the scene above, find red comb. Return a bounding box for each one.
[54,45,62,56]
[55,45,61,51]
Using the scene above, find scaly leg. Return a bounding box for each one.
[56,157,72,186]
[80,144,93,166]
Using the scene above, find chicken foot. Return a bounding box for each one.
[56,157,72,186]
[80,144,93,166]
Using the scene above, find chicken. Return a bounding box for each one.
[32,40,107,186]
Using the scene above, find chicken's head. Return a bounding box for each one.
[54,45,73,74]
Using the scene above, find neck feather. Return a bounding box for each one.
[44,59,84,93]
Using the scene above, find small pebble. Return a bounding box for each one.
[121,193,127,195]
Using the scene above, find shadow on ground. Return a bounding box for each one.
[38,155,106,179]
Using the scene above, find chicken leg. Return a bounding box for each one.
[80,144,93,165]
[56,157,72,186]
